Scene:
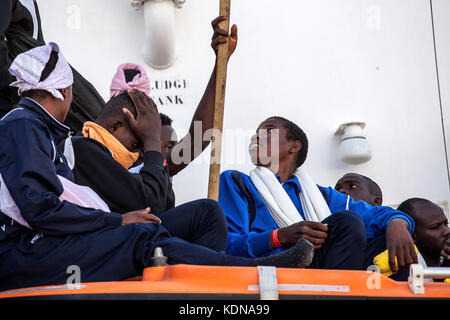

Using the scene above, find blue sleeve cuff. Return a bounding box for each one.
[104,212,123,227]
[386,213,415,234]
[248,230,274,257]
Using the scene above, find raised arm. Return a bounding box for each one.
[123,90,174,214]
[167,16,238,176]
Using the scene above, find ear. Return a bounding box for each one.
[108,120,123,133]
[289,141,301,154]
[59,88,67,99]
[58,86,71,100]
[374,197,383,206]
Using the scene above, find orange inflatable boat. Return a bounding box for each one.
[0,263,449,300]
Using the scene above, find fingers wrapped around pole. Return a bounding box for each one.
[207,0,232,201]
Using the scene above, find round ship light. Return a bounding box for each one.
[335,122,372,165]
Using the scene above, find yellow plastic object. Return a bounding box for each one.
[373,246,419,277]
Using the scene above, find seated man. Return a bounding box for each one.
[373,198,450,281]
[159,113,178,161]
[108,63,178,165]
[64,17,236,252]
[219,116,417,272]
[396,198,450,268]
[0,43,313,292]
[334,173,383,206]
[442,237,450,268]
[129,112,179,174]
[68,90,229,252]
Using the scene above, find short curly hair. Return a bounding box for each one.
[265,116,309,169]
[397,198,433,216]
[159,113,173,126]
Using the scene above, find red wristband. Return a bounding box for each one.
[272,229,281,248]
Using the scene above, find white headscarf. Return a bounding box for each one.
[9,42,73,100]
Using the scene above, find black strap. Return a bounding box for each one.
[230,171,257,230]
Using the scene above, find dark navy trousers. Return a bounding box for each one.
[308,211,386,270]
[159,199,228,252]
[0,220,249,291]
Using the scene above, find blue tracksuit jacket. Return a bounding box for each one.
[0,97,122,244]
[219,170,415,258]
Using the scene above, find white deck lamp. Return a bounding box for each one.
[335,122,372,165]
[131,0,185,69]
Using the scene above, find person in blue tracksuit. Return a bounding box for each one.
[334,173,383,206]
[0,44,314,292]
[219,116,418,272]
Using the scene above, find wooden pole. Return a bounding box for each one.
[207,0,231,201]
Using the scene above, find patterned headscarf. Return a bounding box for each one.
[9,42,73,100]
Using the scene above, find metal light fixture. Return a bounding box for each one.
[335,122,372,165]
[131,0,186,69]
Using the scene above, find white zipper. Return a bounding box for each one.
[30,233,43,244]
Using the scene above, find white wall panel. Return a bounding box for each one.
[38,0,450,212]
